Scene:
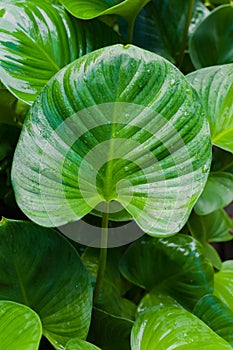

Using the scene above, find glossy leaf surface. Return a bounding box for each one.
[0,300,42,350]
[66,338,101,350]
[190,5,233,68]
[0,218,92,349]
[187,64,233,152]
[194,294,233,346]
[214,261,233,311]
[0,1,119,104]
[12,44,211,236]
[58,0,151,22]
[119,234,213,309]
[194,172,233,215]
[131,302,231,350]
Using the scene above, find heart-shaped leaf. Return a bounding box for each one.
[189,5,233,68]
[66,338,101,350]
[0,1,120,105]
[214,261,233,311]
[119,0,209,65]
[0,300,42,350]
[194,172,233,215]
[187,64,233,152]
[119,234,213,309]
[58,0,151,23]
[194,294,233,346]
[12,44,211,236]
[131,301,232,349]
[0,218,92,349]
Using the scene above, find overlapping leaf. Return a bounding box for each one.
[214,261,233,311]
[0,1,120,104]
[12,44,211,236]
[0,300,42,350]
[0,218,92,349]
[119,234,213,309]
[189,5,233,68]
[187,64,233,152]
[66,338,101,350]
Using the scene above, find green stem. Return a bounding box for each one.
[93,203,109,304]
[177,0,195,69]
[127,17,136,43]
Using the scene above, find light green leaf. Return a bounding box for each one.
[188,210,233,243]
[189,5,233,69]
[66,338,101,350]
[214,260,233,311]
[12,44,211,236]
[0,218,92,349]
[119,234,213,309]
[194,294,233,346]
[194,172,233,215]
[119,0,209,64]
[58,0,151,23]
[88,307,133,350]
[0,2,120,105]
[0,300,42,350]
[187,64,233,152]
[131,302,232,349]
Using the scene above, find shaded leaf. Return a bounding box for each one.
[12,44,211,236]
[0,300,42,350]
[119,234,213,309]
[131,302,232,349]
[187,64,233,152]
[194,172,233,215]
[0,1,120,104]
[194,294,233,346]
[189,5,233,68]
[0,218,92,349]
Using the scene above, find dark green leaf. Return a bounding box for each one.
[12,44,212,236]
[0,2,120,104]
[194,172,233,215]
[194,294,233,346]
[119,234,213,309]
[0,300,42,350]
[214,261,233,311]
[187,64,233,152]
[189,5,233,68]
[131,301,232,349]
[0,218,92,349]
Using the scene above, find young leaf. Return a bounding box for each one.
[0,300,42,350]
[131,303,232,349]
[119,234,213,309]
[58,0,151,23]
[189,5,233,69]
[66,338,101,350]
[0,2,120,104]
[214,261,233,311]
[187,64,233,152]
[194,294,233,346]
[11,44,212,237]
[0,218,92,349]
[194,172,233,215]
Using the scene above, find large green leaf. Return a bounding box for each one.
[119,0,209,64]
[0,218,92,349]
[194,294,233,346]
[0,300,42,350]
[88,307,133,350]
[0,2,120,105]
[119,234,213,309]
[214,261,233,311]
[58,0,151,23]
[194,172,233,215]
[12,44,211,236]
[66,338,101,350]
[189,5,233,68]
[187,64,233,152]
[131,302,232,349]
